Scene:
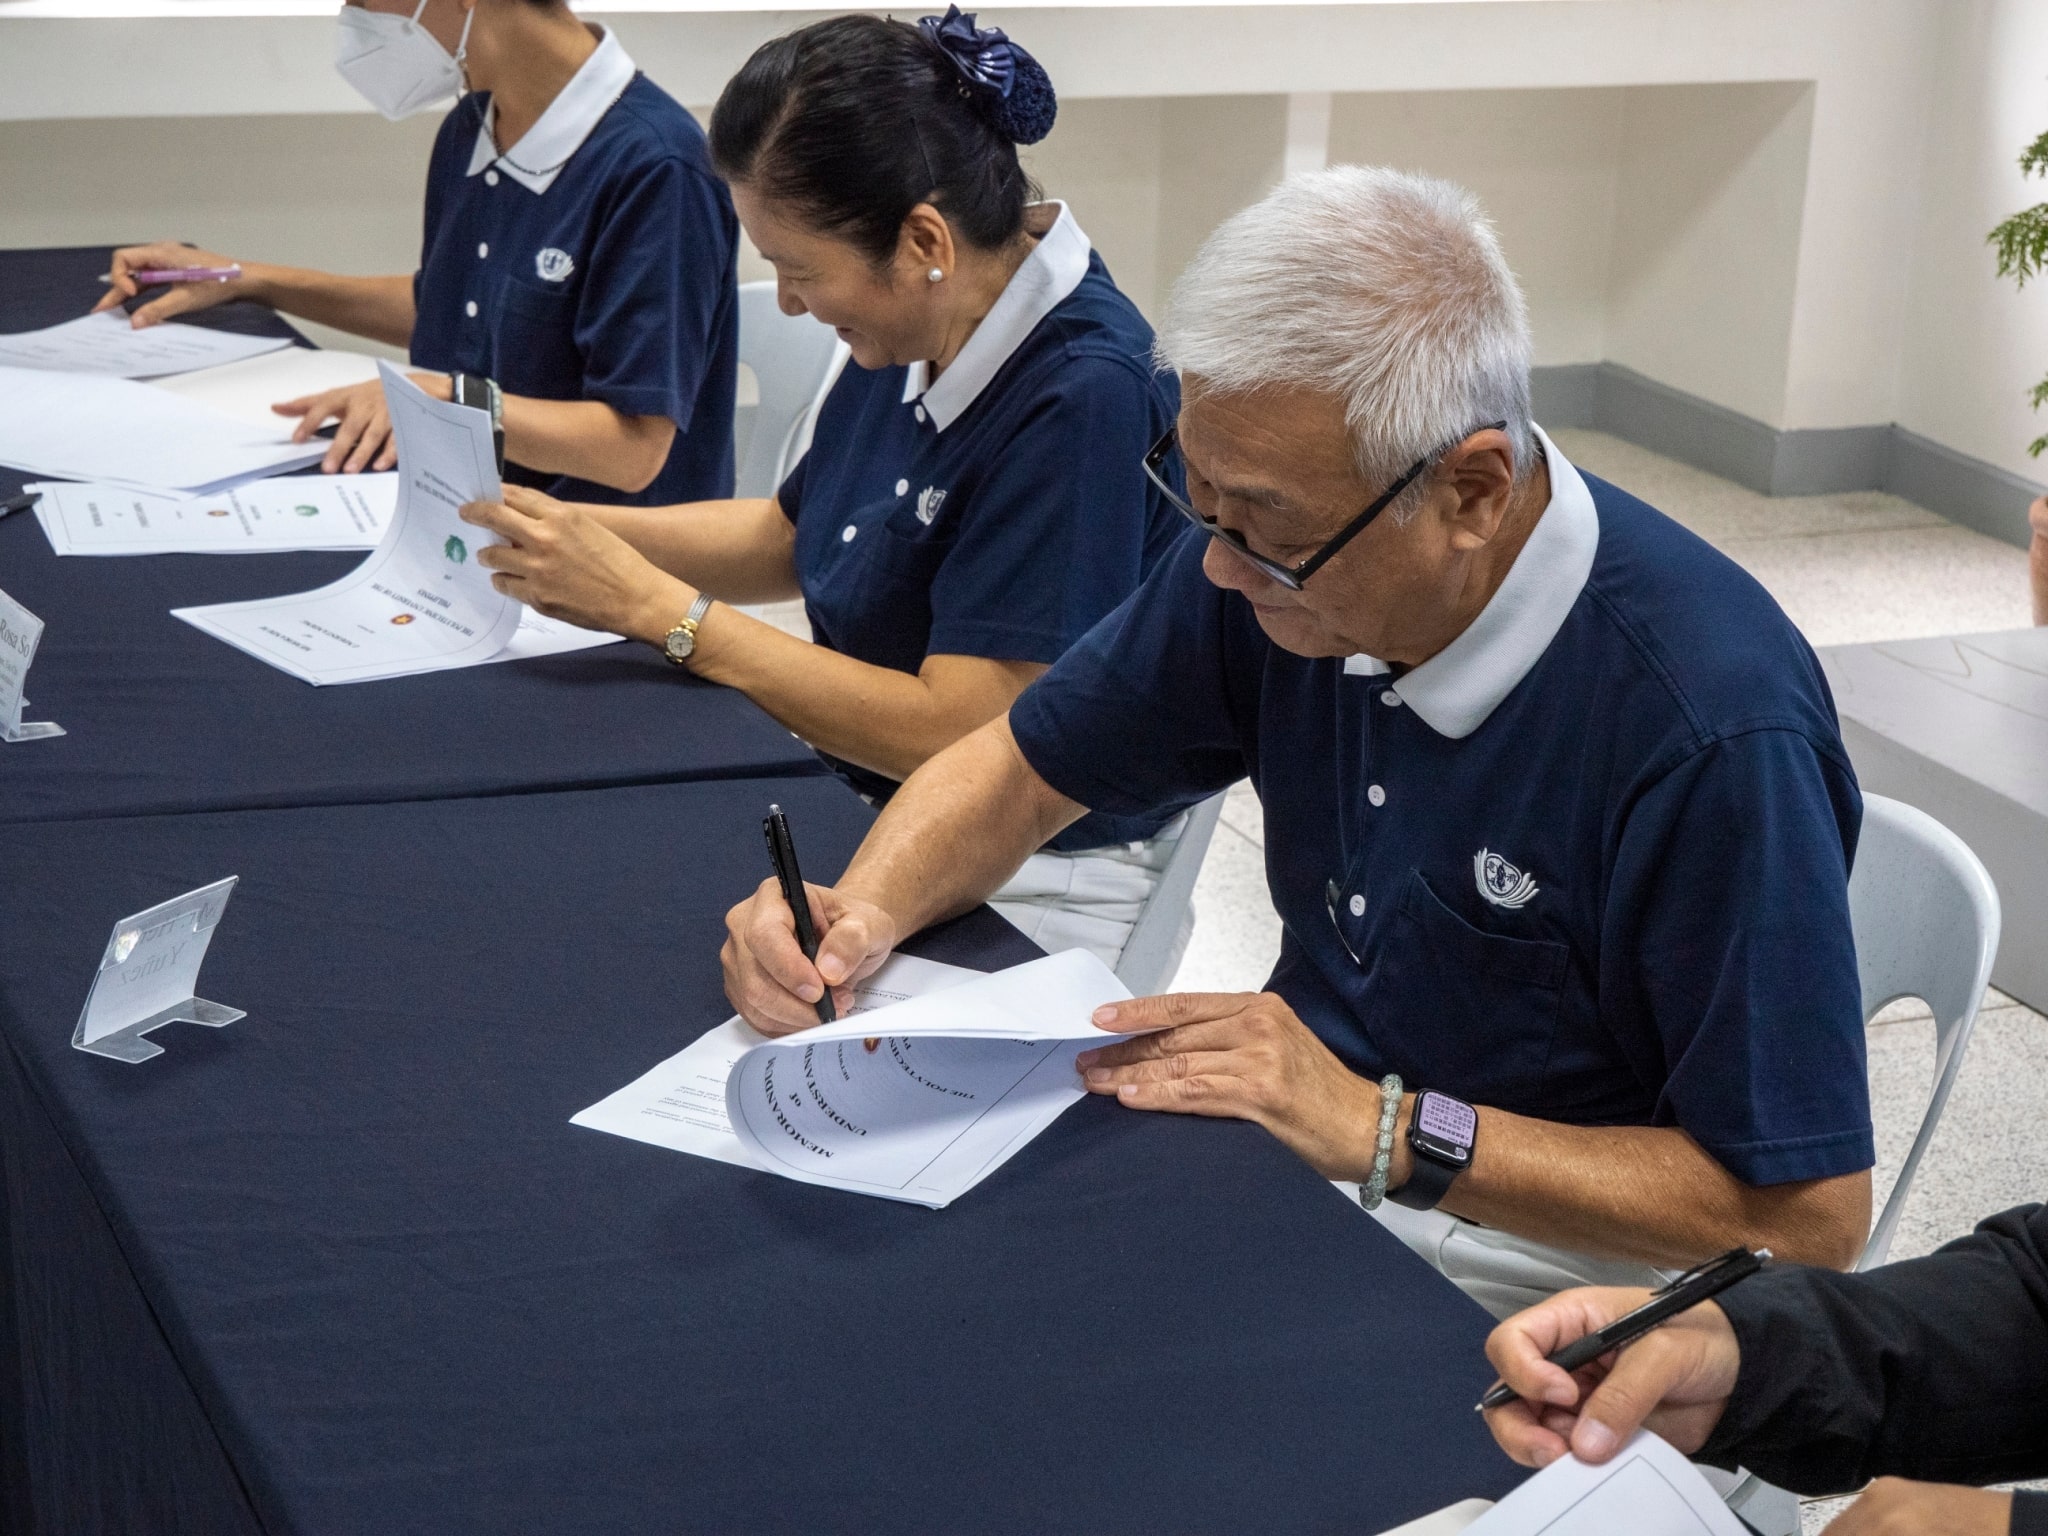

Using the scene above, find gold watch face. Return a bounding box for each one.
[664,625,695,662]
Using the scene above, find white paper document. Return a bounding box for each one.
[30,475,394,555]
[149,346,385,433]
[0,311,292,378]
[0,364,325,496]
[172,364,620,684]
[1455,1432,1751,1536]
[573,949,1135,1208]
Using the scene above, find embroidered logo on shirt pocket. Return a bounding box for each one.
[915,486,948,524]
[534,247,575,283]
[1474,848,1539,909]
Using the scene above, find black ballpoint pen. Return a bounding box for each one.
[1475,1246,1770,1412]
[763,803,836,1025]
[0,491,40,520]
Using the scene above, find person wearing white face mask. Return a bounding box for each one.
[93,0,739,505]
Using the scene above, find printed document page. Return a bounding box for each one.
[171,363,527,684]
[1461,1432,1751,1536]
[0,365,325,496]
[0,311,292,378]
[576,949,1133,1207]
[571,953,983,1170]
[150,347,384,433]
[31,475,394,555]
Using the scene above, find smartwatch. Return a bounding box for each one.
[1388,1089,1477,1211]
[450,372,505,473]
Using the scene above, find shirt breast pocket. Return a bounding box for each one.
[490,275,583,398]
[1369,867,1568,1107]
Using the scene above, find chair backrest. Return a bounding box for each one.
[733,281,845,499]
[1114,792,1229,996]
[1846,793,2001,1268]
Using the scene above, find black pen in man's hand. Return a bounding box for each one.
[763,803,836,1025]
[1476,1246,1770,1412]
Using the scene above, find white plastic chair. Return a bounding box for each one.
[732,280,844,500]
[1113,792,1228,996]
[1722,794,2001,1536]
[1846,792,2001,1268]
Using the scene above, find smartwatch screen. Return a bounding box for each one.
[1412,1091,1476,1168]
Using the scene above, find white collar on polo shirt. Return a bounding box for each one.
[900,202,1092,433]
[465,26,635,196]
[1342,425,1600,740]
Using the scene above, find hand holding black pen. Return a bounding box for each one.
[763,803,837,1025]
[1477,1246,1768,1414]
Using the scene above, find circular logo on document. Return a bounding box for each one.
[295,504,319,518]
[391,613,415,626]
[535,247,576,283]
[444,535,467,564]
[206,508,230,518]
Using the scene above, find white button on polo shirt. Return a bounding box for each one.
[465,300,478,318]
[477,242,489,259]
[841,524,858,543]
[1381,691,1402,707]
[895,479,910,496]
[1348,893,1366,917]
[484,169,499,187]
[1367,784,1386,807]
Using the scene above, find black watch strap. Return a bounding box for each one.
[451,373,506,474]
[1387,1151,1458,1211]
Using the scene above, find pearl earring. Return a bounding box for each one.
[927,267,945,283]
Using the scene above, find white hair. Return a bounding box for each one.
[1159,165,1535,515]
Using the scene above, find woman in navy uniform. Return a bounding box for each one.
[95,0,737,504]
[460,11,1193,969]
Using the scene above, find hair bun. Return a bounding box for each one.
[917,6,1058,146]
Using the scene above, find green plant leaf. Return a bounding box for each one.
[1991,202,2048,284]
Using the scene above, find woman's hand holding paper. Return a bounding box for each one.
[276,377,405,474]
[463,487,684,638]
[1075,991,1391,1182]
[721,877,901,1037]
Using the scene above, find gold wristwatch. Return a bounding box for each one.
[661,593,715,666]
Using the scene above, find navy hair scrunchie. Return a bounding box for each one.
[917,6,1058,145]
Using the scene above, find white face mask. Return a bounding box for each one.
[334,0,473,122]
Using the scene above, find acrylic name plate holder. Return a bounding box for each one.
[0,584,63,741]
[74,876,245,1063]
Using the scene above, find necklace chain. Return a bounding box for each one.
[473,76,634,181]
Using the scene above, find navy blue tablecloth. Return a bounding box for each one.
[0,775,1518,1534]
[0,510,825,823]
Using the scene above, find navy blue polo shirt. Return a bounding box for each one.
[778,206,1187,851]
[412,33,737,506]
[1010,433,1874,1186]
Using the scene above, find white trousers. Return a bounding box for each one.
[989,812,1192,979]
[1344,1193,1670,1321]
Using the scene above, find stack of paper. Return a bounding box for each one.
[150,347,385,434]
[1382,1432,1753,1536]
[0,311,293,379]
[573,948,1135,1208]
[173,363,620,684]
[0,365,325,496]
[30,476,394,556]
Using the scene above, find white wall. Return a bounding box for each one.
[1605,82,1813,426]
[6,0,2044,490]
[1895,0,2048,485]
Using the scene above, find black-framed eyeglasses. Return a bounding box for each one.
[1142,419,1510,591]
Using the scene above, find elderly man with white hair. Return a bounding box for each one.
[719,166,1875,1313]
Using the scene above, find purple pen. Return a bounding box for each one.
[121,266,243,285]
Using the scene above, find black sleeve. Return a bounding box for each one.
[1695,1204,2048,1495]
[2014,1491,2048,1536]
